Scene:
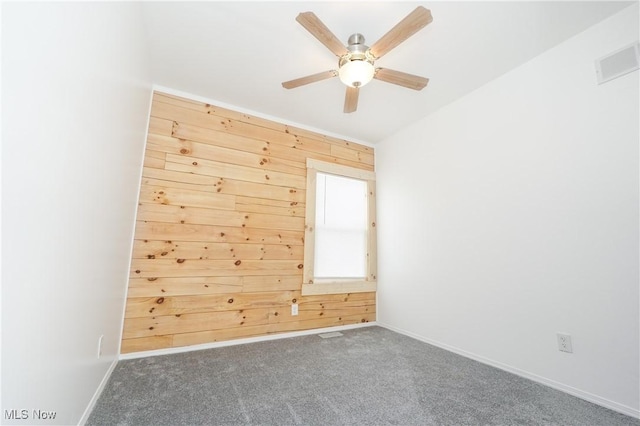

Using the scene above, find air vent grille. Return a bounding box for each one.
[595,42,639,84]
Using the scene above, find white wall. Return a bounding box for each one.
[377,3,639,417]
[1,3,151,424]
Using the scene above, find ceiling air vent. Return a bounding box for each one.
[595,41,639,85]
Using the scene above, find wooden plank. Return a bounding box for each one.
[241,275,302,293]
[131,221,304,247]
[143,150,166,169]
[152,100,333,156]
[141,167,305,204]
[234,195,303,209]
[138,184,236,210]
[234,201,304,218]
[290,130,373,155]
[159,98,373,161]
[154,93,310,144]
[136,204,304,231]
[241,211,305,232]
[141,168,305,216]
[169,121,267,152]
[122,308,271,339]
[154,92,374,155]
[154,92,219,114]
[125,291,299,318]
[148,117,173,136]
[156,93,305,142]
[165,153,306,189]
[212,178,305,203]
[170,324,275,348]
[130,258,304,278]
[147,133,307,176]
[170,121,308,164]
[144,193,305,220]
[127,276,243,297]
[330,144,375,166]
[140,176,305,207]
[367,179,378,282]
[300,292,376,304]
[303,168,317,285]
[300,299,376,311]
[300,302,375,318]
[307,158,376,180]
[235,195,304,218]
[267,311,376,328]
[132,239,303,261]
[143,166,214,185]
[134,221,305,245]
[170,120,372,171]
[136,204,244,228]
[127,275,300,297]
[268,303,374,324]
[121,335,173,353]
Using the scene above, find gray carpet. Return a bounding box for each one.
[87,326,639,425]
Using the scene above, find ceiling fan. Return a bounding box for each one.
[282,6,433,113]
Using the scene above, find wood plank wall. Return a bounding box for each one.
[121,92,376,353]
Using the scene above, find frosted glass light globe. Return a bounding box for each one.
[338,60,375,88]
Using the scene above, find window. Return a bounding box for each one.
[302,159,377,296]
[314,173,367,279]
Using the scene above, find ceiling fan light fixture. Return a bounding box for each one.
[283,8,433,112]
[338,59,375,88]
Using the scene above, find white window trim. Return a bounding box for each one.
[302,159,377,296]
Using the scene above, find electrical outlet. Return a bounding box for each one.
[557,333,573,353]
[291,303,299,316]
[97,335,104,359]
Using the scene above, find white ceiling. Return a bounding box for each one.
[141,1,633,143]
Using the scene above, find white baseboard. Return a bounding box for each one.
[378,322,640,420]
[119,322,378,360]
[77,358,119,425]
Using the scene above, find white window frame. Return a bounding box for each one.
[302,159,377,296]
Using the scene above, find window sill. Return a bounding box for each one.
[301,280,377,296]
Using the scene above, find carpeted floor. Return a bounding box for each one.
[87,326,639,425]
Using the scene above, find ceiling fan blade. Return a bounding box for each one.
[282,70,337,89]
[369,6,433,59]
[374,68,429,90]
[344,86,359,113]
[296,12,348,57]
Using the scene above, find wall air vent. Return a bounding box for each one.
[595,41,639,85]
